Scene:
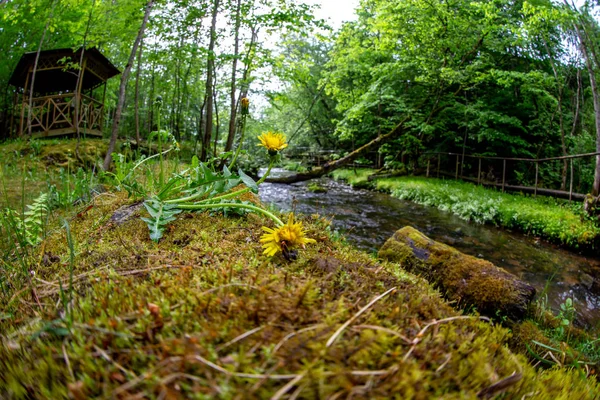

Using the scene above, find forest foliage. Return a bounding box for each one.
[1,0,600,193]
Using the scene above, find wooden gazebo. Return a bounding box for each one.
[9,47,120,138]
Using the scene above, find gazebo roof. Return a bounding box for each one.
[9,47,120,94]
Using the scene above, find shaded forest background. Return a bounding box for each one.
[2,0,600,194]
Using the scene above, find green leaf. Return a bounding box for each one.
[239,169,258,193]
[222,164,232,178]
[142,198,182,242]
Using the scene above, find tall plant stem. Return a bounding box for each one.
[228,113,247,170]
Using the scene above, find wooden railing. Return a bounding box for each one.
[21,93,103,134]
[422,151,600,201]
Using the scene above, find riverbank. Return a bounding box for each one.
[331,169,600,252]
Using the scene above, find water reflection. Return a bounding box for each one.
[259,172,600,327]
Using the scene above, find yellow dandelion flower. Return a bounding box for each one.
[257,131,288,153]
[260,213,316,257]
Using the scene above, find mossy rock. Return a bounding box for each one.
[306,182,328,193]
[352,180,375,190]
[41,140,108,169]
[378,226,536,320]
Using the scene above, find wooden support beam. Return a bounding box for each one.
[10,91,16,136]
[502,159,506,193]
[534,161,539,198]
[477,158,482,185]
[434,170,586,201]
[437,154,440,178]
[570,159,574,202]
[426,159,430,177]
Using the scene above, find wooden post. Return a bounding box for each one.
[100,81,108,130]
[569,159,574,202]
[455,154,459,179]
[75,57,88,129]
[477,158,482,185]
[9,91,16,136]
[502,159,506,193]
[19,68,32,136]
[534,161,539,198]
[437,154,440,178]
[426,159,430,177]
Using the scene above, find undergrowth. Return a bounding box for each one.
[0,191,598,398]
[1,142,599,398]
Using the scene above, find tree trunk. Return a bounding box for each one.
[74,0,95,158]
[566,1,600,195]
[237,26,259,103]
[266,115,411,183]
[213,69,220,156]
[578,29,600,196]
[201,0,220,161]
[134,36,144,144]
[103,0,154,171]
[27,0,57,136]
[148,42,157,133]
[541,37,568,190]
[225,0,242,153]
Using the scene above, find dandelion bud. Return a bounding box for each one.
[241,97,250,115]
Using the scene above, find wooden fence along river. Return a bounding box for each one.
[423,151,600,201]
[285,147,600,201]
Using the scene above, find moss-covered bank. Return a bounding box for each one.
[331,169,600,251]
[1,191,599,398]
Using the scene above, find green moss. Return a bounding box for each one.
[379,226,536,320]
[0,142,599,398]
[306,182,327,193]
[330,168,374,187]
[0,190,598,398]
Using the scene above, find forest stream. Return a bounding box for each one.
[259,169,600,328]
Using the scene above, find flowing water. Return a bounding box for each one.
[259,170,600,328]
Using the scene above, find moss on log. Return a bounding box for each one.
[378,226,536,320]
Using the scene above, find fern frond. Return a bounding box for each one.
[23,193,49,245]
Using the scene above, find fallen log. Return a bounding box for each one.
[378,226,536,320]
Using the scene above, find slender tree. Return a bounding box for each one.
[27,0,57,136]
[225,0,242,153]
[103,0,154,171]
[134,36,144,145]
[565,1,600,195]
[201,0,220,161]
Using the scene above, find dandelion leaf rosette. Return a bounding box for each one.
[141,198,182,242]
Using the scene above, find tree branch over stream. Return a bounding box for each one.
[266,114,411,183]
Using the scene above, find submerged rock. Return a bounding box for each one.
[378,226,536,320]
